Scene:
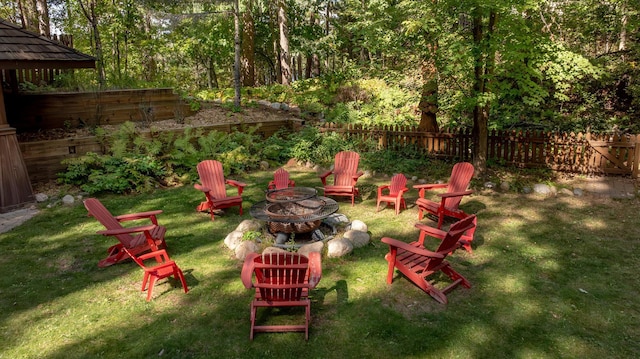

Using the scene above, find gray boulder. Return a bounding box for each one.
[327,237,353,258]
[349,220,368,232]
[224,230,245,250]
[343,230,370,248]
[298,241,324,257]
[235,241,260,260]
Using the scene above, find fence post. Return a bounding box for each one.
[631,135,640,179]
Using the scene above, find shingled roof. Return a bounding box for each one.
[0,18,95,69]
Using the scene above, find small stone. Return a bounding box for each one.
[560,188,573,196]
[343,230,370,248]
[522,186,532,194]
[270,102,282,110]
[484,181,496,189]
[260,161,269,170]
[573,188,584,197]
[411,176,418,182]
[275,232,289,244]
[327,237,353,258]
[298,241,324,257]
[62,194,75,205]
[280,103,289,111]
[224,230,244,250]
[417,179,427,184]
[235,219,263,232]
[499,181,510,191]
[324,213,349,227]
[533,183,553,195]
[35,193,48,202]
[235,241,259,260]
[349,220,368,232]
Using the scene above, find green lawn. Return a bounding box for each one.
[1,166,639,359]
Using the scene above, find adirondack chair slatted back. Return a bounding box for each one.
[444,162,474,209]
[425,215,476,271]
[197,160,227,199]
[389,173,408,195]
[84,198,143,248]
[271,168,292,190]
[254,252,309,301]
[333,151,360,186]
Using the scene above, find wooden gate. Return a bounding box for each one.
[587,134,640,178]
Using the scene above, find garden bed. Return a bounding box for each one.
[18,104,306,182]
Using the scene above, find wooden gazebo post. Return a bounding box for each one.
[0,88,34,212]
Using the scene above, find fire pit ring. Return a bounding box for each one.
[250,187,339,235]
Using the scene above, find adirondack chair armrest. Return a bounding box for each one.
[267,180,277,190]
[226,179,246,195]
[226,179,247,188]
[115,210,163,223]
[414,223,448,242]
[241,253,261,289]
[414,183,448,197]
[413,183,448,190]
[137,249,171,263]
[319,170,333,185]
[353,171,364,180]
[289,179,296,187]
[307,252,323,288]
[97,224,158,236]
[381,237,445,259]
[193,183,211,193]
[377,184,390,196]
[438,190,474,199]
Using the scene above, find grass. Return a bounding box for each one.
[1,165,639,358]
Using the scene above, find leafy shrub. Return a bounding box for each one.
[58,121,265,194]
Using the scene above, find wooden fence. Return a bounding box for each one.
[319,123,640,178]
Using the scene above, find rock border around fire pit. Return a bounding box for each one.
[224,216,371,260]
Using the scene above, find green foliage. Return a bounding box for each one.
[58,121,266,194]
[361,145,432,175]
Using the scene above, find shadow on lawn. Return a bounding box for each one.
[2,167,640,358]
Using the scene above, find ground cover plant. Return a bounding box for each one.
[1,163,639,358]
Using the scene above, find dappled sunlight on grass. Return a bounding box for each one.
[1,165,639,358]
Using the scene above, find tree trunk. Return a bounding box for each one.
[35,0,50,37]
[278,0,291,85]
[19,0,40,33]
[471,11,487,177]
[619,1,628,52]
[78,0,105,87]
[418,39,439,133]
[241,0,255,87]
[208,57,218,89]
[233,0,241,107]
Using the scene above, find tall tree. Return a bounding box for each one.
[241,0,256,86]
[233,0,241,106]
[77,0,106,86]
[278,0,291,84]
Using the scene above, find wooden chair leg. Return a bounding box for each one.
[146,276,157,301]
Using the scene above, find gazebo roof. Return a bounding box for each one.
[0,18,95,70]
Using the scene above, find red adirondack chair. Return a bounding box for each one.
[241,251,322,340]
[414,162,474,228]
[268,167,295,190]
[382,215,476,304]
[84,198,167,268]
[115,248,188,301]
[319,151,363,206]
[194,160,247,221]
[376,173,409,215]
